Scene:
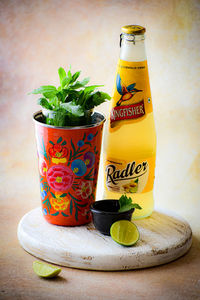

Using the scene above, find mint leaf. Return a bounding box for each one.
[43,91,58,99]
[85,91,111,110]
[67,69,72,83]
[70,82,86,89]
[48,96,59,108]
[62,77,71,88]
[79,77,90,86]
[30,85,57,95]
[30,66,111,126]
[46,109,66,126]
[58,67,66,85]
[72,71,81,82]
[118,195,142,212]
[84,85,103,93]
[37,98,52,110]
[61,101,84,117]
[131,203,142,210]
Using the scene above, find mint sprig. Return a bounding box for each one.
[30,67,111,126]
[118,195,142,213]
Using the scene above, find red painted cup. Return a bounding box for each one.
[33,111,105,226]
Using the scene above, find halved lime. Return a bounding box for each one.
[33,261,61,278]
[110,220,140,246]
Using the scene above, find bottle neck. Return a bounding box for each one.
[119,34,147,62]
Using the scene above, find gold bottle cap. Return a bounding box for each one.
[121,25,146,35]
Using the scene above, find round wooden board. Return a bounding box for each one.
[17,207,192,271]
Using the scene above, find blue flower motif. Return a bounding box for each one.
[40,183,47,200]
[87,134,94,141]
[43,208,47,215]
[77,140,84,147]
[71,159,87,176]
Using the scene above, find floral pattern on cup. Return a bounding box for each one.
[40,183,47,200]
[77,140,84,147]
[76,181,93,199]
[36,125,104,225]
[39,158,48,176]
[50,192,70,211]
[87,133,94,141]
[49,137,68,164]
[71,159,87,177]
[84,152,95,168]
[47,165,74,191]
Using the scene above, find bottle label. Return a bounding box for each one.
[110,60,152,128]
[105,157,155,194]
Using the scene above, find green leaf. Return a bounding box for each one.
[85,141,92,147]
[80,77,90,86]
[72,71,81,82]
[43,91,58,99]
[118,195,142,212]
[71,153,84,160]
[58,67,66,85]
[62,77,70,88]
[70,82,86,89]
[30,66,111,126]
[57,137,62,144]
[75,205,78,221]
[48,96,59,107]
[84,85,103,93]
[50,192,56,198]
[51,212,59,216]
[37,98,52,110]
[46,109,66,126]
[30,85,57,95]
[131,203,142,210]
[61,101,84,117]
[49,141,54,145]
[93,131,98,137]
[42,137,48,160]
[67,68,72,79]
[90,91,111,107]
[70,199,73,215]
[60,193,67,197]
[70,139,76,153]
[77,203,87,207]
[68,192,82,202]
[61,212,69,217]
[61,141,67,146]
[119,194,132,207]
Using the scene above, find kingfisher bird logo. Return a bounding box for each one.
[116,74,142,106]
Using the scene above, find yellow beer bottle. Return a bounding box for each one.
[104,25,156,219]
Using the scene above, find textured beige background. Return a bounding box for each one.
[1,1,200,299]
[0,1,200,236]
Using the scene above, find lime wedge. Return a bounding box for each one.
[33,261,61,278]
[110,220,140,246]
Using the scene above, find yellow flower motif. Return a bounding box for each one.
[56,176,62,183]
[52,157,67,164]
[50,192,69,211]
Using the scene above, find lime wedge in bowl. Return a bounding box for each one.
[110,220,140,246]
[33,261,61,278]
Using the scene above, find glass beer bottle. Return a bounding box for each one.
[104,25,156,219]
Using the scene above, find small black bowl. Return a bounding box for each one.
[90,200,134,236]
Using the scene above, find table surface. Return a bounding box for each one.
[1,197,200,300]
